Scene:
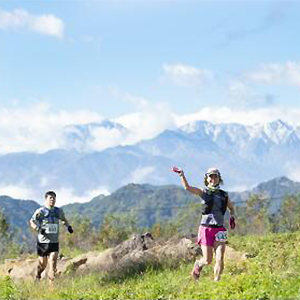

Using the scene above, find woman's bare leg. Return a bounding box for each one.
[192,245,213,280]
[213,241,226,281]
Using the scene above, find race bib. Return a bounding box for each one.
[44,224,58,234]
[215,230,228,242]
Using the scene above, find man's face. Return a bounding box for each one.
[45,195,56,207]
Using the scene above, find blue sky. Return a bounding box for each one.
[0,0,300,153]
[1,0,300,202]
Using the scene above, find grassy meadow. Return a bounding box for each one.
[1,231,300,300]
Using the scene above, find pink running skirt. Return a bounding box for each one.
[197,225,227,246]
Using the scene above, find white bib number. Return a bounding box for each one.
[215,231,228,242]
[45,224,58,234]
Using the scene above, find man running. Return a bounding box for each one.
[174,167,236,281]
[30,191,73,283]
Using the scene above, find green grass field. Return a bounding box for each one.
[1,232,300,299]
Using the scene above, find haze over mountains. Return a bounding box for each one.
[0,119,299,204]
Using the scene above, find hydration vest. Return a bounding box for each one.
[40,206,60,223]
[201,189,228,215]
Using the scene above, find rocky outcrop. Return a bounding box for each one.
[0,233,244,282]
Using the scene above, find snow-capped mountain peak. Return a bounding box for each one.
[262,119,294,144]
[179,119,299,147]
[1,118,300,202]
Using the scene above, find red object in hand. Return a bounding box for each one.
[172,166,182,173]
[230,216,236,230]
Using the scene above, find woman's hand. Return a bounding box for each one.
[172,166,183,176]
[230,216,236,229]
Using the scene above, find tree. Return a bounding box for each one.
[98,213,138,248]
[234,194,272,235]
[277,195,300,232]
[172,202,202,236]
[150,222,178,240]
[60,215,98,253]
[0,209,21,260]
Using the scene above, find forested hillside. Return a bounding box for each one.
[1,176,300,245]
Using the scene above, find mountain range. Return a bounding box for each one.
[0,119,300,202]
[1,176,300,245]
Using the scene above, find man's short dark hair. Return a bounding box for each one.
[45,191,56,199]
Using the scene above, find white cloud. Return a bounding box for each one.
[116,108,175,145]
[227,80,254,106]
[88,127,125,151]
[0,184,109,205]
[40,177,49,188]
[2,101,300,156]
[123,112,174,142]
[284,162,300,183]
[176,106,300,127]
[228,80,254,100]
[0,103,102,154]
[62,123,127,152]
[162,63,214,87]
[0,99,175,155]
[227,80,275,108]
[246,61,300,88]
[0,185,37,200]
[227,183,255,193]
[112,89,177,145]
[126,166,155,184]
[0,9,64,38]
[53,187,110,206]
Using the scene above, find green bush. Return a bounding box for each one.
[0,276,16,300]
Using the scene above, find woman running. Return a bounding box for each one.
[174,167,236,281]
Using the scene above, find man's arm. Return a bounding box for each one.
[29,210,41,231]
[59,209,70,227]
[59,209,73,233]
[179,171,203,197]
[30,219,39,231]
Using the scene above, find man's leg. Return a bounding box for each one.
[48,251,58,283]
[36,256,48,280]
[192,245,213,280]
[213,241,226,281]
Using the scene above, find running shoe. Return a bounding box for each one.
[191,261,201,280]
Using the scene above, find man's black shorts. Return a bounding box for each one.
[37,243,59,257]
